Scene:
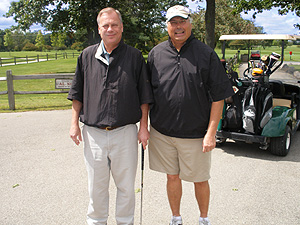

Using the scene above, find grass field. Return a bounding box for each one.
[0,58,77,112]
[0,46,299,112]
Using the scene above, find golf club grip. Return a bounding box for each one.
[141,144,144,171]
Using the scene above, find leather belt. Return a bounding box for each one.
[98,126,120,131]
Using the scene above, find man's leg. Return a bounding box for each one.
[194,180,210,218]
[109,124,138,225]
[167,174,182,216]
[83,125,110,225]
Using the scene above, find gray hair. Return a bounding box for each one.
[97,7,123,25]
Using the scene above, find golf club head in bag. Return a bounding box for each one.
[266,52,280,75]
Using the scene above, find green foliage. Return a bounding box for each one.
[192,0,263,46]
[230,0,300,30]
[51,32,67,50]
[35,31,45,51]
[22,42,38,51]
[71,42,84,51]
[4,30,14,51]
[6,0,188,53]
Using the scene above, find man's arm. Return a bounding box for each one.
[202,100,224,152]
[69,99,83,145]
[138,103,150,149]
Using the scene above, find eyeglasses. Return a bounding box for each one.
[168,19,188,26]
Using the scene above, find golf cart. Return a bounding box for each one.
[217,34,300,156]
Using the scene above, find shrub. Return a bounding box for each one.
[22,43,38,51]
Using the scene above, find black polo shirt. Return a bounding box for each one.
[147,34,233,138]
[68,40,153,128]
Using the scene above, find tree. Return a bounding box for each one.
[230,0,300,30]
[51,32,66,50]
[35,30,45,51]
[192,0,262,47]
[191,0,216,48]
[4,30,14,51]
[6,0,187,52]
[205,0,216,48]
[11,29,26,51]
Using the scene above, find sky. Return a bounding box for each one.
[0,0,299,35]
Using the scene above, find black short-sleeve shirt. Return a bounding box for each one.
[147,34,234,138]
[68,40,153,128]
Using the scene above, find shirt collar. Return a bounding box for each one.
[95,39,124,65]
[95,40,109,65]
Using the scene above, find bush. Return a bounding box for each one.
[71,42,83,51]
[44,45,53,51]
[22,43,38,51]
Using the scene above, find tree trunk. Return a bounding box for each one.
[87,25,101,46]
[205,0,216,49]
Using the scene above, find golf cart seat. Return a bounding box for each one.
[269,80,291,108]
[269,80,285,97]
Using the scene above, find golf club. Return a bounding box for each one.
[140,144,145,225]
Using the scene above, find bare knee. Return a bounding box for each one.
[167,174,180,182]
[194,180,209,187]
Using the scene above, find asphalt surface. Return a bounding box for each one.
[1,65,300,224]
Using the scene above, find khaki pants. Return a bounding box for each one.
[83,124,138,225]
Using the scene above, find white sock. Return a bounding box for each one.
[200,217,209,222]
[172,215,182,221]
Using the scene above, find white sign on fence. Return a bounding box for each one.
[55,79,73,89]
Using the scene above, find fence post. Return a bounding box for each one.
[47,53,48,61]
[37,54,39,62]
[6,70,15,110]
[0,58,2,67]
[26,55,28,64]
[14,57,17,65]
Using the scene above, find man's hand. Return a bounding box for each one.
[138,103,150,149]
[70,99,83,146]
[70,124,82,145]
[138,126,150,150]
[202,134,216,153]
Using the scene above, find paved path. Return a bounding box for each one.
[1,110,300,224]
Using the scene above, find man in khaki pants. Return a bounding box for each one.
[147,5,233,225]
[68,7,153,225]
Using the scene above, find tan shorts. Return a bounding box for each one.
[148,126,211,182]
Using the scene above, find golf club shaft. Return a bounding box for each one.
[140,144,144,225]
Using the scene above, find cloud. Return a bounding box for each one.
[0,0,12,13]
[0,17,16,30]
[241,8,300,35]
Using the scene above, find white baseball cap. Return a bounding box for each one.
[166,5,190,22]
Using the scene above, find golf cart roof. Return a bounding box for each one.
[219,34,298,41]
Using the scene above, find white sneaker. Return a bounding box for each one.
[170,216,183,225]
[199,217,211,225]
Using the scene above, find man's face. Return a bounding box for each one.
[98,11,123,51]
[167,16,192,48]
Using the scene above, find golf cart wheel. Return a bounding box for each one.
[269,126,292,156]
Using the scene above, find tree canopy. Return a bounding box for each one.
[230,0,300,30]
[192,0,263,48]
[6,0,187,52]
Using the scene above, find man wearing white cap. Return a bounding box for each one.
[147,5,233,225]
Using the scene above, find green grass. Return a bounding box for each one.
[0,58,77,112]
[0,50,80,58]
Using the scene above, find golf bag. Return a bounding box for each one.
[222,71,243,132]
[242,84,273,134]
